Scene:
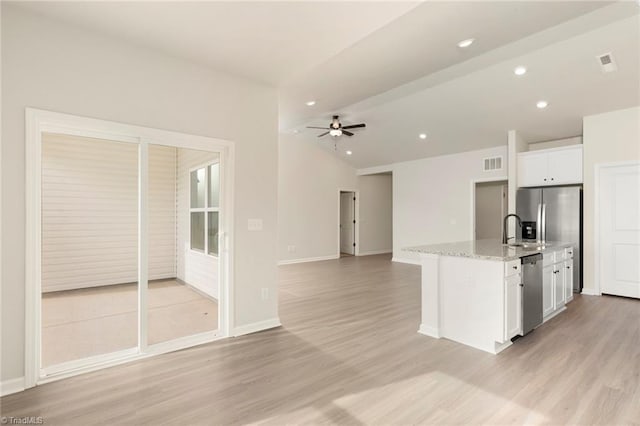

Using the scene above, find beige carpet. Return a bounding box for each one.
[42,279,218,367]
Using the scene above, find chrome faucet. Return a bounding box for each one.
[502,214,522,244]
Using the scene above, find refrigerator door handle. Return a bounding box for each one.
[541,203,547,243]
[536,203,542,244]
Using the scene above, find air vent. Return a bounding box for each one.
[597,52,617,73]
[483,156,503,171]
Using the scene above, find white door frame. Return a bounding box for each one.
[594,160,640,296]
[469,176,509,240]
[337,189,359,257]
[25,108,235,387]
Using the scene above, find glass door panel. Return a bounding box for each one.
[40,132,139,368]
[147,145,220,345]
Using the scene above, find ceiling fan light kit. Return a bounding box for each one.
[306,115,366,138]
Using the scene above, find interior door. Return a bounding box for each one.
[475,181,506,240]
[340,192,355,255]
[599,163,640,299]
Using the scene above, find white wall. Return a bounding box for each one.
[357,174,392,255]
[582,106,640,293]
[278,133,357,263]
[176,149,219,298]
[1,5,279,383]
[527,136,583,151]
[507,130,527,237]
[392,146,508,264]
[40,134,177,292]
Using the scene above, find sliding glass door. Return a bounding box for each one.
[146,145,221,346]
[40,132,140,371]
[32,113,229,381]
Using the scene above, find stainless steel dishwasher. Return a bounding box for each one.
[521,253,543,335]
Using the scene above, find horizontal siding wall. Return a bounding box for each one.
[176,148,219,298]
[149,144,178,280]
[41,133,177,292]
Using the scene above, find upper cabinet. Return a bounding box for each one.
[517,144,583,187]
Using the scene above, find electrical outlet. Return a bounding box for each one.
[261,288,269,300]
[287,245,296,253]
[248,219,263,231]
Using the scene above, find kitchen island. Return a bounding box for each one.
[404,239,575,354]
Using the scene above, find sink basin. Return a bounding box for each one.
[506,242,545,250]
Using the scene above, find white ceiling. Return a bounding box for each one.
[13,1,420,85]
[12,1,640,169]
[291,2,640,168]
[279,0,615,130]
[321,13,640,168]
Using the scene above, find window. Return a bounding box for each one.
[190,162,220,256]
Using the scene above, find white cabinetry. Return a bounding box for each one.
[504,273,522,341]
[429,256,522,354]
[542,247,573,321]
[517,145,583,187]
[543,263,554,317]
[564,247,574,303]
[518,151,548,187]
[554,264,565,310]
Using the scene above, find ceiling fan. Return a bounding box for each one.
[307,115,366,138]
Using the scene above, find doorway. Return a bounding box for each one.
[474,180,508,240]
[25,109,234,387]
[597,162,640,299]
[339,191,356,256]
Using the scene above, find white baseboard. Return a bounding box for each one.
[1,377,25,396]
[392,257,421,265]
[581,288,600,296]
[418,324,441,338]
[357,249,392,256]
[233,318,281,337]
[278,255,339,266]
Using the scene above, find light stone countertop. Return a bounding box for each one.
[404,239,574,261]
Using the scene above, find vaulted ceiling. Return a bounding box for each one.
[13,1,640,168]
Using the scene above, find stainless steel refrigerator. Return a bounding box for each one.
[516,186,582,292]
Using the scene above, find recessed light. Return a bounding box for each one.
[419,133,427,140]
[457,38,475,48]
[514,66,527,76]
[305,100,316,106]
[346,150,353,156]
[536,100,548,109]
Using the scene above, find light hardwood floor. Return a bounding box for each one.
[2,254,639,425]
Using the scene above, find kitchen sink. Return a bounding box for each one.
[505,242,546,250]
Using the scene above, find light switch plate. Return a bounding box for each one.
[248,218,263,231]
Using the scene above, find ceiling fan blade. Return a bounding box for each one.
[317,131,330,138]
[307,126,330,129]
[342,130,354,137]
[342,123,366,130]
